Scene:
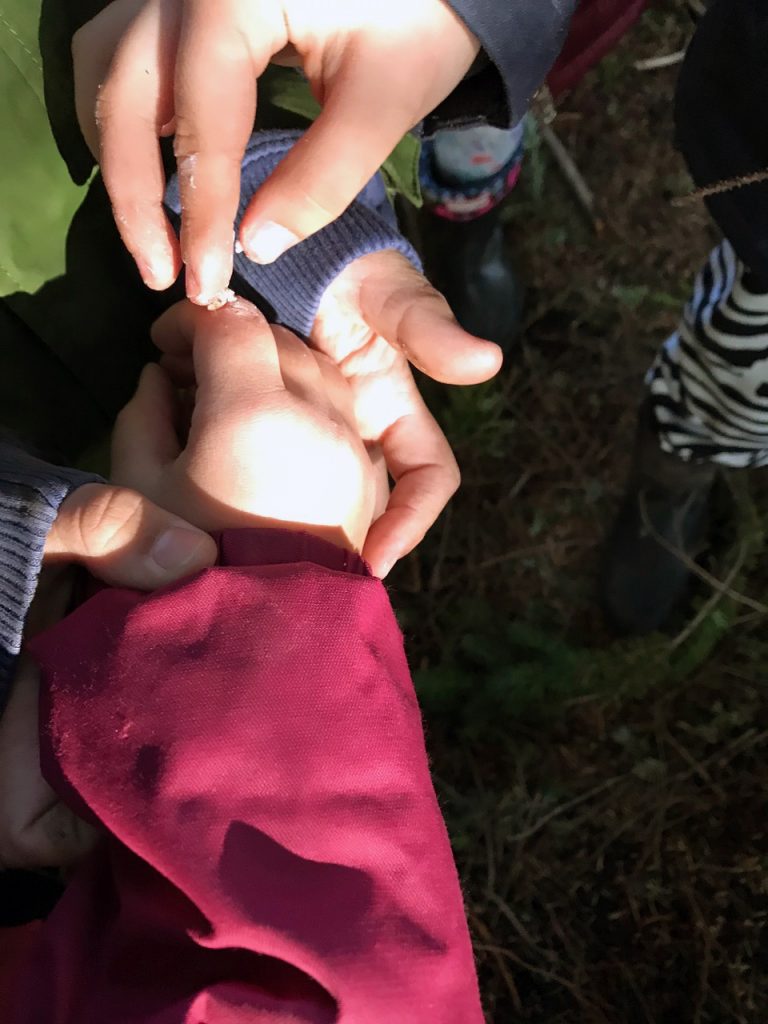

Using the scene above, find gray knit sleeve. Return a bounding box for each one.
[0,441,101,716]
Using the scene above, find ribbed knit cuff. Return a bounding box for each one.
[0,442,101,716]
[165,130,422,339]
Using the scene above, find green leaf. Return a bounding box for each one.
[0,1,86,297]
[0,2,162,462]
[379,132,422,209]
[264,69,422,207]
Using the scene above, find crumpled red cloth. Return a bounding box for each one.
[15,529,482,1023]
[548,0,648,96]
[0,926,40,1013]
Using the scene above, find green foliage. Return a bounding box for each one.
[414,593,584,738]
[522,114,547,202]
[610,283,687,311]
[0,2,86,298]
[436,380,515,458]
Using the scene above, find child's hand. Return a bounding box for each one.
[72,0,479,299]
[112,299,386,554]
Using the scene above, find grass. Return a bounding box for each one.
[390,3,768,1019]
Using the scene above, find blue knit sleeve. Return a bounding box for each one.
[0,442,101,716]
[165,130,422,339]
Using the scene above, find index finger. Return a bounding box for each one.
[173,0,277,303]
[84,0,182,290]
[240,58,414,263]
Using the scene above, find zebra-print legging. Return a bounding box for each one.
[648,240,768,469]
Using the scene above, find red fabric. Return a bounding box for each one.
[547,0,648,97]
[0,925,40,1017]
[15,529,482,1023]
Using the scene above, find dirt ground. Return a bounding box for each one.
[390,3,768,1020]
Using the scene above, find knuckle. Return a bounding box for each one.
[173,128,247,170]
[294,186,337,225]
[294,190,335,226]
[70,485,146,560]
[446,458,461,494]
[267,174,338,229]
[172,125,201,161]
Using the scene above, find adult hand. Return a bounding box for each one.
[44,482,218,591]
[111,299,384,554]
[310,248,502,576]
[72,0,480,302]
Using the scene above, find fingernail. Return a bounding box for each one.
[244,221,299,264]
[198,250,231,305]
[377,559,393,579]
[185,250,231,305]
[141,252,175,291]
[150,528,211,575]
[234,238,244,254]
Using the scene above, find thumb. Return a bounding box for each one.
[323,250,504,385]
[45,483,217,590]
[239,61,413,263]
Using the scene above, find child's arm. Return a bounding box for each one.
[16,305,483,1022]
[25,528,483,1023]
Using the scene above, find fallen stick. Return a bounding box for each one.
[634,49,686,72]
[540,122,601,232]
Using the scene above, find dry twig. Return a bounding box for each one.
[508,776,622,844]
[634,49,686,72]
[636,492,768,626]
[540,123,600,230]
[672,169,768,207]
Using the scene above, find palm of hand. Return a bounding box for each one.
[311,251,468,575]
[113,302,382,555]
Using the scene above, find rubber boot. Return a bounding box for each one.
[601,400,716,634]
[422,204,525,351]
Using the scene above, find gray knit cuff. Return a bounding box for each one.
[0,442,101,717]
[165,130,422,339]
